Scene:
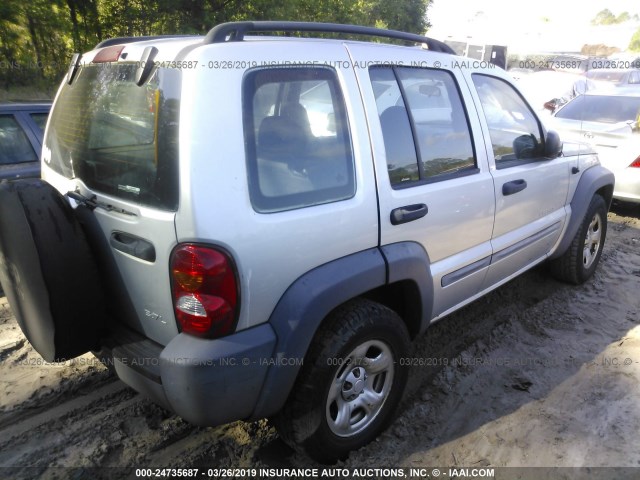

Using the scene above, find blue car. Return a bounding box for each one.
[0,102,51,180]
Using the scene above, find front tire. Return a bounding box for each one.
[551,194,607,284]
[274,298,410,463]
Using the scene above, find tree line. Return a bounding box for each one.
[591,8,640,52]
[591,9,639,26]
[0,0,431,90]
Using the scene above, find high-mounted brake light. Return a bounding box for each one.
[630,156,640,168]
[170,245,239,338]
[93,45,124,63]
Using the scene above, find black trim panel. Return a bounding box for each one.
[441,256,491,287]
[492,222,561,264]
[100,325,164,384]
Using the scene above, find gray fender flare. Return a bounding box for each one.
[380,242,434,335]
[549,165,614,260]
[251,242,433,419]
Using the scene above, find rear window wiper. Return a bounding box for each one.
[66,190,136,216]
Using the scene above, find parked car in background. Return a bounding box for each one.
[516,70,595,114]
[0,102,51,180]
[0,102,50,295]
[550,87,640,203]
[585,68,640,86]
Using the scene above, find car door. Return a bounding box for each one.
[348,44,496,319]
[466,73,571,289]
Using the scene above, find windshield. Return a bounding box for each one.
[44,63,180,210]
[555,95,640,124]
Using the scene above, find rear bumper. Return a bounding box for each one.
[100,324,277,426]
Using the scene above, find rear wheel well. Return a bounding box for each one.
[302,282,423,354]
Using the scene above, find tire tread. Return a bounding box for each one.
[550,194,607,285]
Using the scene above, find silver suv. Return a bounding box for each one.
[0,22,615,462]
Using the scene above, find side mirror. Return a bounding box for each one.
[544,130,563,159]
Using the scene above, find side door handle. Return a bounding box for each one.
[390,203,428,225]
[502,179,527,196]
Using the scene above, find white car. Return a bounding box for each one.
[550,87,640,203]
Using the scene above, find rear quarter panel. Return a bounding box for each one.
[174,41,380,332]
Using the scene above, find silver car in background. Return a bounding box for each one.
[550,87,640,203]
[585,68,640,86]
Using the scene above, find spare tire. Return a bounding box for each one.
[0,179,108,362]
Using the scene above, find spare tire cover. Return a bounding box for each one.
[0,179,108,361]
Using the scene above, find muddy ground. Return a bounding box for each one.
[1,204,639,479]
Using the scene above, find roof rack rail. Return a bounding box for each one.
[95,35,197,49]
[203,21,455,54]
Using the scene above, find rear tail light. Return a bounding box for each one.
[630,156,640,168]
[170,244,238,338]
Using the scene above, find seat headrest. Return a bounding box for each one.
[257,114,309,160]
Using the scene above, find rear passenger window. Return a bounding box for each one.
[0,115,37,165]
[370,66,476,187]
[244,67,355,213]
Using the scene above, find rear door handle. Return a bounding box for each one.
[110,232,156,262]
[390,203,428,225]
[502,179,527,196]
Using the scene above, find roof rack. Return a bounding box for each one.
[95,35,197,49]
[203,21,455,54]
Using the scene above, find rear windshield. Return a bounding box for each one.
[45,63,180,210]
[555,94,640,124]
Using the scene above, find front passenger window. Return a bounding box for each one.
[472,74,543,167]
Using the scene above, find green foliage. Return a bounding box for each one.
[617,11,631,23]
[0,0,71,89]
[591,9,634,25]
[630,28,640,52]
[0,0,432,94]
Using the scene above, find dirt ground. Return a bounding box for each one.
[1,204,639,479]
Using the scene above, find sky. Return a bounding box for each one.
[427,0,640,53]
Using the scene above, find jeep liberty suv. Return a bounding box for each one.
[0,22,614,462]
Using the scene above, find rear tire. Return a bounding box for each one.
[273,298,410,463]
[550,194,607,285]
